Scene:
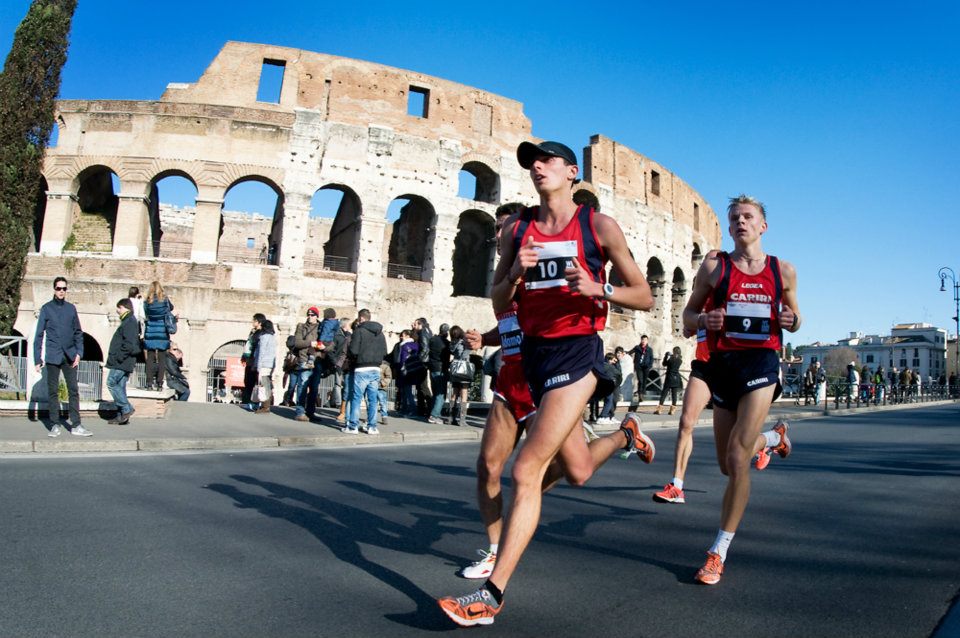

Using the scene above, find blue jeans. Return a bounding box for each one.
[378,388,388,419]
[176,388,190,401]
[294,368,313,417]
[107,368,133,415]
[429,371,448,418]
[348,368,380,431]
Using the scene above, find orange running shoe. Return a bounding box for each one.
[653,483,686,504]
[755,447,771,471]
[438,588,501,627]
[772,419,792,458]
[695,552,724,585]
[619,412,656,463]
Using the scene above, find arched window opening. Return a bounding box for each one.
[48,120,59,147]
[70,166,120,253]
[206,340,247,403]
[307,185,361,274]
[458,161,500,204]
[385,196,436,282]
[646,257,666,320]
[222,178,284,265]
[573,188,600,211]
[691,243,703,271]
[151,172,198,259]
[77,332,104,401]
[452,210,496,297]
[671,267,686,337]
[31,177,48,252]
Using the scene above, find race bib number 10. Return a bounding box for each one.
[724,301,772,340]
[524,240,578,290]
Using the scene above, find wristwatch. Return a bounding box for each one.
[602,282,615,300]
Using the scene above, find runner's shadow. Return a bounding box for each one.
[206,474,463,631]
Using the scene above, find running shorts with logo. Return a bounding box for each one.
[705,349,782,409]
[521,333,614,407]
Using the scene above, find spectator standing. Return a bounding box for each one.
[802,362,817,405]
[345,309,388,434]
[629,335,654,405]
[655,346,684,415]
[414,318,434,416]
[874,365,886,404]
[378,357,392,426]
[128,286,145,336]
[396,329,421,415]
[427,323,451,424]
[598,352,623,424]
[165,343,190,401]
[242,315,265,409]
[292,308,321,421]
[253,316,277,413]
[615,346,634,409]
[105,298,141,425]
[448,325,473,426]
[143,281,176,391]
[847,363,860,402]
[33,276,91,437]
[332,318,353,423]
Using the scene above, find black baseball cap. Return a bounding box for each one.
[517,141,578,169]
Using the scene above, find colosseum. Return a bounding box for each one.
[14,41,721,403]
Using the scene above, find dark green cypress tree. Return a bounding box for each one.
[0,0,77,334]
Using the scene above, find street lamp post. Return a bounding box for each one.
[938,266,960,381]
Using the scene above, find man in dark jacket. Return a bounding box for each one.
[629,335,654,406]
[106,298,142,424]
[427,323,451,423]
[345,309,388,434]
[414,317,433,415]
[33,276,91,437]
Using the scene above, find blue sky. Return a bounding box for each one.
[2,0,958,345]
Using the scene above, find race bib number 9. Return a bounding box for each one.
[524,240,578,290]
[724,301,772,340]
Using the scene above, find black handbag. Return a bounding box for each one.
[450,358,475,383]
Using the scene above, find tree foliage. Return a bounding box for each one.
[0,0,77,334]
[823,347,859,379]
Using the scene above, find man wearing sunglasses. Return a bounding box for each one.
[33,276,92,437]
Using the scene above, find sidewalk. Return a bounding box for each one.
[0,397,955,455]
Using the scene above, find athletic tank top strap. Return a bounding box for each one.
[713,251,732,309]
[769,255,783,307]
[576,205,605,281]
[512,207,535,256]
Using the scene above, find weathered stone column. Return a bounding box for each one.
[430,214,458,299]
[278,193,310,273]
[112,183,151,258]
[191,198,223,264]
[38,191,77,256]
[354,214,386,309]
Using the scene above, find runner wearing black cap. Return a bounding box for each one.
[438,141,656,626]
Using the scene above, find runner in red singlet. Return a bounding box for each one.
[683,194,801,585]
[458,204,655,583]
[438,141,656,626]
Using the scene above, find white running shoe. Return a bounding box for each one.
[47,424,62,438]
[460,549,497,579]
[70,425,93,437]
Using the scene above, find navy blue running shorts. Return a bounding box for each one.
[705,349,782,409]
[690,359,708,383]
[521,333,615,407]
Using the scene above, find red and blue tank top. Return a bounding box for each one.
[512,205,608,339]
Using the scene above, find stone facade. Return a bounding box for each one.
[18,42,720,401]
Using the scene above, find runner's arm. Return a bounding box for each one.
[575,213,653,310]
[778,259,801,332]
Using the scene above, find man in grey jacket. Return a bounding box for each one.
[33,277,92,437]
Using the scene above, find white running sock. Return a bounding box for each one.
[489,544,498,554]
[763,430,781,448]
[709,529,735,562]
[672,477,684,490]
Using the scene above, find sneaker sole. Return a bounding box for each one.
[652,494,685,504]
[695,573,721,585]
[460,566,494,579]
[635,432,656,463]
[438,601,495,627]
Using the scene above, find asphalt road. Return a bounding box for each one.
[1,405,957,637]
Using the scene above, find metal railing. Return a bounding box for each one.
[218,244,274,265]
[827,377,953,410]
[0,336,28,398]
[385,262,427,281]
[303,254,353,274]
